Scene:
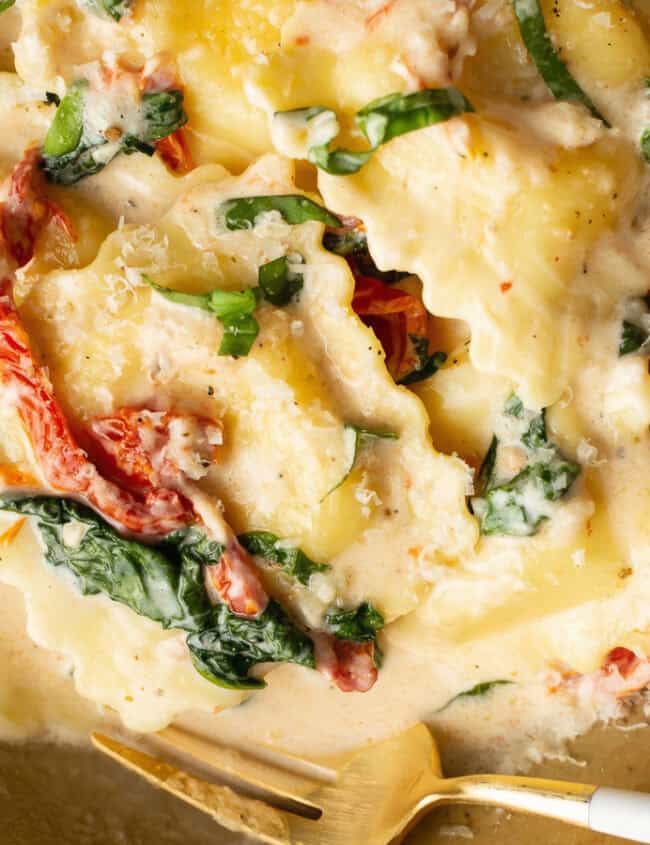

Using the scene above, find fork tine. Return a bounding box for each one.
[92,732,292,845]
[152,726,330,819]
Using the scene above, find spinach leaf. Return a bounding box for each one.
[471,399,580,537]
[238,531,329,585]
[620,320,649,356]
[323,226,408,283]
[220,195,341,230]
[323,227,368,257]
[521,408,548,450]
[84,0,132,20]
[281,88,473,177]
[187,600,315,690]
[323,424,398,499]
[143,275,262,357]
[511,0,608,124]
[257,256,304,306]
[0,0,15,11]
[619,296,650,356]
[325,601,384,642]
[641,129,650,164]
[504,393,524,418]
[0,497,319,690]
[166,524,224,564]
[437,680,513,712]
[472,459,580,536]
[0,496,206,632]
[398,339,447,386]
[42,83,187,185]
[138,90,187,143]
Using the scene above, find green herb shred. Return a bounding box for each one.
[0,496,316,690]
[238,531,330,585]
[471,397,580,536]
[220,195,341,230]
[398,341,447,386]
[618,295,650,356]
[437,680,513,712]
[277,88,474,177]
[323,226,409,283]
[144,261,303,358]
[325,601,384,642]
[84,0,132,20]
[42,83,187,185]
[511,0,608,124]
[257,256,304,306]
[323,424,398,499]
[143,275,262,357]
[187,600,315,690]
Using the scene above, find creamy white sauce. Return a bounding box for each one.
[2,0,650,803]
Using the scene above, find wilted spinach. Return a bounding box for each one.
[471,398,580,536]
[238,531,329,585]
[0,497,315,689]
[42,83,187,185]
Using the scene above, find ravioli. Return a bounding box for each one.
[3,0,650,786]
[0,153,475,729]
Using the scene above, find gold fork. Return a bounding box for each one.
[93,722,650,844]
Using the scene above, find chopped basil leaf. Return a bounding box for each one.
[323,424,398,499]
[220,195,341,230]
[398,339,446,386]
[512,0,608,124]
[239,531,329,585]
[0,496,317,690]
[207,288,261,320]
[282,87,474,177]
[309,145,373,177]
[144,275,211,311]
[0,0,15,11]
[325,601,384,642]
[437,680,513,712]
[145,258,305,357]
[618,295,650,356]
[187,600,315,690]
[471,398,580,536]
[42,83,187,185]
[258,255,304,306]
[218,313,260,357]
[143,275,261,357]
[43,81,86,158]
[357,88,474,147]
[84,0,132,20]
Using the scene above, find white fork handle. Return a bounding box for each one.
[589,787,650,843]
[443,775,650,844]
